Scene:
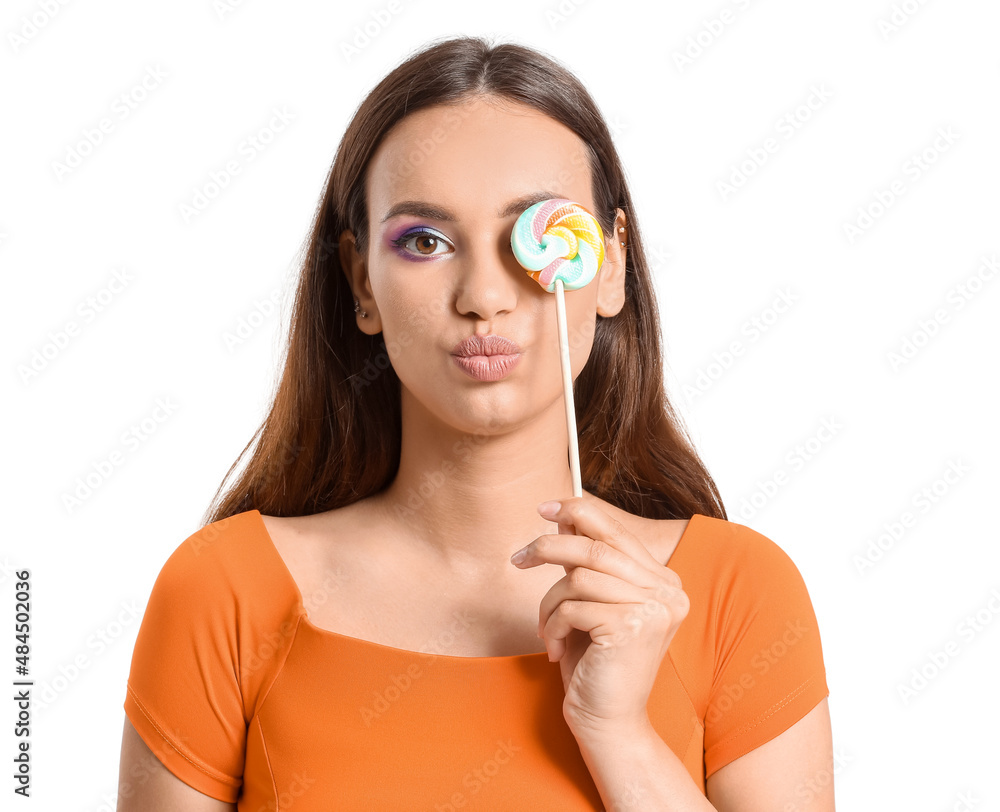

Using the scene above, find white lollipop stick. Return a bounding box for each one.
[553,278,582,498]
[510,198,603,500]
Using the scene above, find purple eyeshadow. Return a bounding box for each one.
[387,225,449,261]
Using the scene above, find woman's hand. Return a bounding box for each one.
[509,494,690,738]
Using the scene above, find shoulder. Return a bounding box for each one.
[136,509,303,715]
[157,509,289,595]
[684,518,830,779]
[673,513,808,591]
[669,514,822,653]
[667,515,829,719]
[142,509,303,653]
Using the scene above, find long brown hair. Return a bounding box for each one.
[202,34,727,526]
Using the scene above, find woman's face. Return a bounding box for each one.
[341,96,626,436]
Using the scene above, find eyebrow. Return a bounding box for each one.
[379,190,567,225]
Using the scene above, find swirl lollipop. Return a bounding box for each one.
[510,198,606,498]
[510,199,605,292]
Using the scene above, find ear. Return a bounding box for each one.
[338,229,381,333]
[595,208,627,318]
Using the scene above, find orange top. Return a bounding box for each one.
[123,509,829,808]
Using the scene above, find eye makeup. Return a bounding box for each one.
[387,225,453,261]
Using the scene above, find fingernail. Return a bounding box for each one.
[510,547,528,565]
[537,500,561,518]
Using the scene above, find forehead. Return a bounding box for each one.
[366,98,595,221]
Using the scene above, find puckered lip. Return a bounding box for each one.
[451,334,522,357]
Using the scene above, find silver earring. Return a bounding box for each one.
[618,226,625,247]
[353,298,368,318]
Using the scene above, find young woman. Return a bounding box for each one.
[118,35,833,811]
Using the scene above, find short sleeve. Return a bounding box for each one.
[703,524,829,779]
[123,528,247,802]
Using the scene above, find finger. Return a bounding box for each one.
[540,496,665,574]
[517,532,662,590]
[542,600,650,662]
[537,567,649,637]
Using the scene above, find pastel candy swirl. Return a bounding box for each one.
[510,198,605,292]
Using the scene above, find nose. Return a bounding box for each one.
[453,233,523,321]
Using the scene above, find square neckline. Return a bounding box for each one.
[248,508,703,663]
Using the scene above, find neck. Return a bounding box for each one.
[370,388,578,576]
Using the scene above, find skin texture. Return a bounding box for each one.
[116,95,834,809]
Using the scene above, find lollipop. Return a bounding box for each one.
[510,198,606,498]
[510,199,605,292]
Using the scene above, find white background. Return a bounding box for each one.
[3,0,998,808]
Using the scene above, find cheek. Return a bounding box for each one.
[540,291,598,378]
[568,297,598,358]
[374,275,442,352]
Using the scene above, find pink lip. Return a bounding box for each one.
[451,334,522,357]
[450,334,522,382]
[452,353,521,381]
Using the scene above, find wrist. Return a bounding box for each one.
[566,710,655,746]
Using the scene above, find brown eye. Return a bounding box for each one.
[414,235,439,255]
[391,230,452,257]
